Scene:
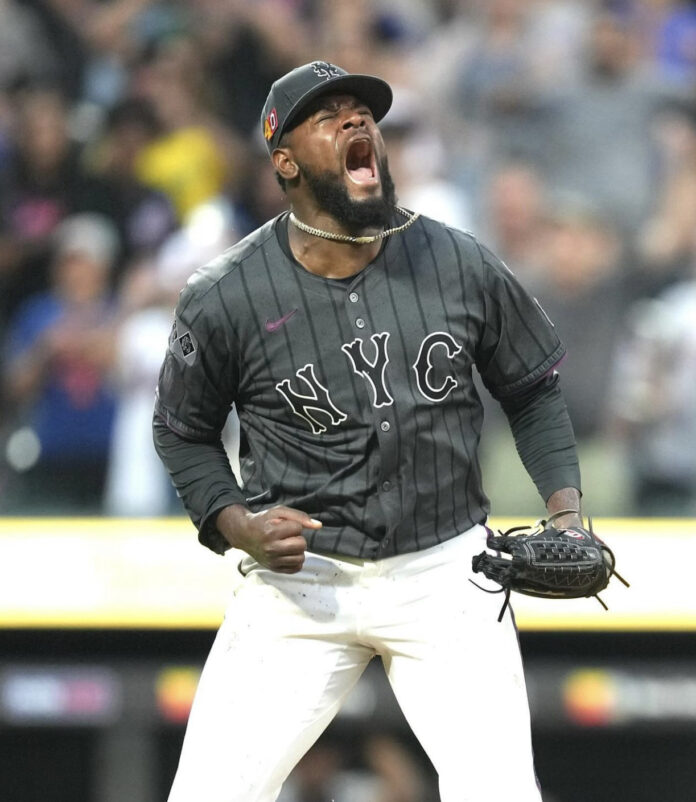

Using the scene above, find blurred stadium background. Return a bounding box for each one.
[1,0,696,800]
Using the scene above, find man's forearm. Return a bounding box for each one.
[153,412,248,553]
[500,373,581,505]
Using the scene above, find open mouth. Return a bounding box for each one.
[345,139,378,185]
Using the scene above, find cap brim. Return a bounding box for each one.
[280,74,393,141]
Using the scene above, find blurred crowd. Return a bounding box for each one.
[2,0,696,519]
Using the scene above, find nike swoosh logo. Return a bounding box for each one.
[265,308,298,333]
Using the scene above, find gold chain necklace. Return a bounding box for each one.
[289,206,420,244]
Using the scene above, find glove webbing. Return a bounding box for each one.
[469,509,578,621]
[470,510,629,622]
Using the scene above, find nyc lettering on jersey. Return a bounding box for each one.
[276,330,462,434]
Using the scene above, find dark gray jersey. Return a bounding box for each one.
[155,212,566,558]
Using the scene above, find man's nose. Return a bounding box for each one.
[341,110,366,130]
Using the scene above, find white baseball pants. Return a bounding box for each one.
[167,524,542,802]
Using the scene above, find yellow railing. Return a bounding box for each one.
[0,517,693,630]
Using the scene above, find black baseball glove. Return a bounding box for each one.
[471,510,629,621]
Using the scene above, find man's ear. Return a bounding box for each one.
[272,147,299,183]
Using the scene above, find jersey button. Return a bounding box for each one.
[380,421,390,432]
[381,480,392,492]
[349,292,359,303]
[356,318,365,328]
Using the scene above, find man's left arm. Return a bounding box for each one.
[498,371,583,527]
[473,240,582,526]
[474,371,629,612]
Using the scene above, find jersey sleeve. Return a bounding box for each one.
[500,373,581,500]
[155,282,238,442]
[475,243,566,399]
[154,280,246,554]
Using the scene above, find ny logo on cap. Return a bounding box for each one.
[312,61,341,80]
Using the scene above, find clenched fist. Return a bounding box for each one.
[217,504,322,573]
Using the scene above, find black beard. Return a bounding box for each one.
[298,156,397,233]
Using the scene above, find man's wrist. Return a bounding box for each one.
[546,488,582,528]
[216,504,252,549]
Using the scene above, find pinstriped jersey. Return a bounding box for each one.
[155,212,565,558]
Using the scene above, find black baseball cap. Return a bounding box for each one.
[261,61,393,153]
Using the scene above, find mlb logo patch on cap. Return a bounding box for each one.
[264,107,278,141]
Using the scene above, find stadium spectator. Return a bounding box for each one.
[105,199,238,516]
[540,8,672,234]
[629,0,696,89]
[433,0,590,209]
[479,159,548,278]
[27,0,184,107]
[635,97,696,295]
[0,0,60,93]
[379,90,473,230]
[89,97,177,275]
[479,191,633,517]
[530,194,630,441]
[131,33,241,221]
[195,0,310,138]
[610,274,696,516]
[0,88,119,331]
[2,213,120,513]
[314,0,410,77]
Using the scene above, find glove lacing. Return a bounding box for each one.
[469,510,629,622]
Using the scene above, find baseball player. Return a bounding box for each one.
[154,61,583,802]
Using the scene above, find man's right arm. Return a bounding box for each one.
[154,282,321,568]
[152,412,248,554]
[154,411,322,569]
[153,281,248,554]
